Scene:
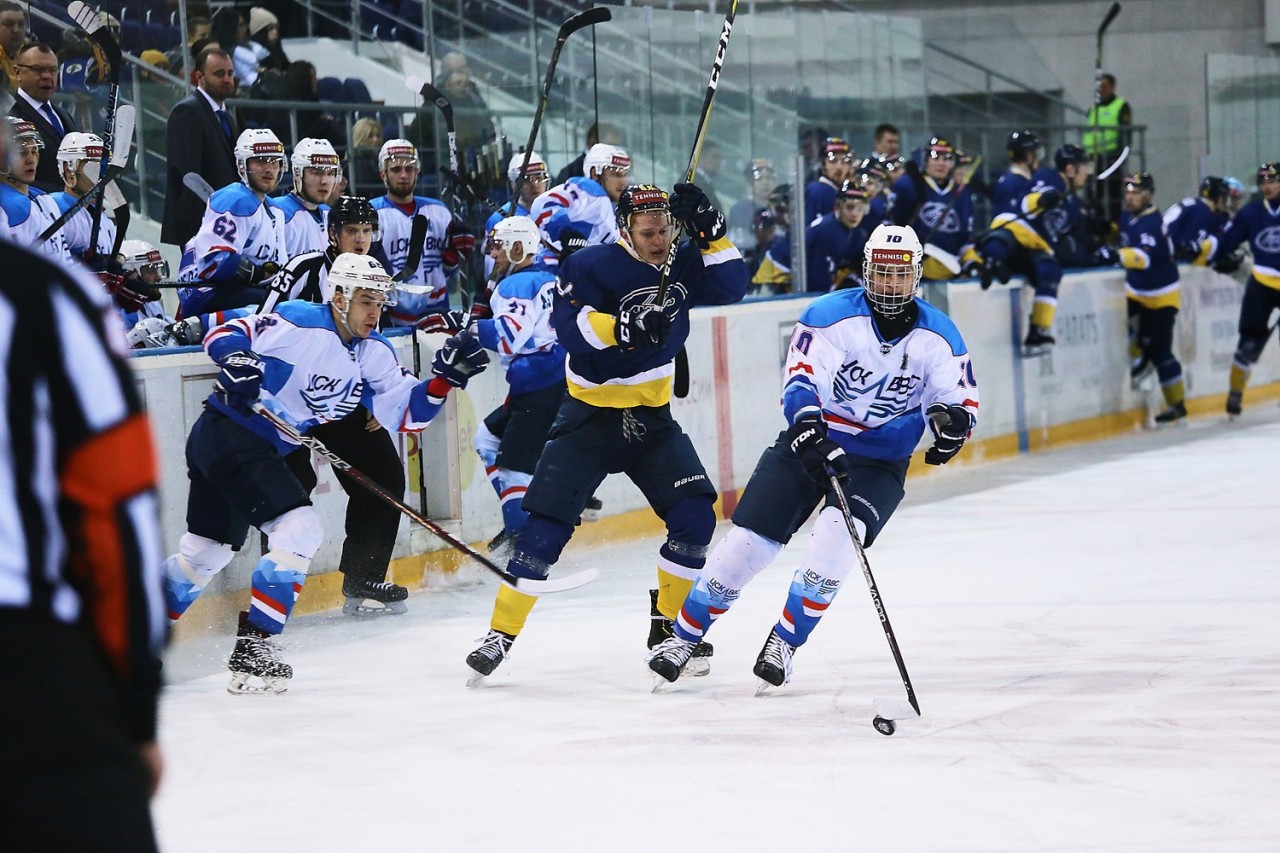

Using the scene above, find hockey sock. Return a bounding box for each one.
[1229,362,1251,395]
[161,554,214,622]
[491,584,537,636]
[247,550,310,635]
[1160,377,1185,407]
[673,525,782,644]
[776,507,857,646]
[1030,298,1056,331]
[656,565,696,622]
[498,469,532,534]
[655,496,716,619]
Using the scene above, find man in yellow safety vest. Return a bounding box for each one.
[1083,72,1132,227]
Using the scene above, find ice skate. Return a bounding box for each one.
[646,635,697,687]
[1153,401,1187,426]
[486,527,517,563]
[580,495,604,522]
[1021,326,1055,359]
[1226,391,1243,420]
[227,612,292,695]
[647,589,712,677]
[342,575,408,616]
[753,628,796,695]
[465,629,515,686]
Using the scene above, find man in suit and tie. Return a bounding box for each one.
[161,47,238,247]
[8,43,79,193]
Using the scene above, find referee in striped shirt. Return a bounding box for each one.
[0,216,166,845]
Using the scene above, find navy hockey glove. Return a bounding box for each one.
[442,220,476,268]
[415,310,469,334]
[558,228,588,262]
[1033,189,1063,212]
[214,350,265,413]
[235,257,280,285]
[616,304,671,349]
[431,329,489,388]
[1094,245,1119,266]
[1173,241,1200,262]
[669,182,726,249]
[785,415,850,485]
[924,403,974,466]
[1213,250,1244,274]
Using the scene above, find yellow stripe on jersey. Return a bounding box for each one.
[752,253,791,286]
[700,236,742,265]
[1194,239,1214,266]
[991,213,1054,255]
[923,256,958,281]
[566,361,675,408]
[1127,289,1181,310]
[1119,246,1151,270]
[583,309,619,348]
[1253,265,1280,290]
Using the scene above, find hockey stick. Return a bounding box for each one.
[68,1,122,262]
[1094,2,1122,110]
[1096,144,1130,181]
[252,404,598,594]
[506,7,612,218]
[37,104,135,243]
[828,472,921,731]
[655,0,739,305]
[183,171,214,203]
[392,213,430,285]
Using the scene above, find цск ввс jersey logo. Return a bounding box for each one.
[832,358,922,420]
[300,375,362,419]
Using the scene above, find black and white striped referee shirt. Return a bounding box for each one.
[0,240,165,741]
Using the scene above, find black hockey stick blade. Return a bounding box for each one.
[37,164,123,242]
[392,214,430,284]
[558,6,612,40]
[183,172,214,203]
[252,404,598,594]
[416,80,453,127]
[1097,2,1121,43]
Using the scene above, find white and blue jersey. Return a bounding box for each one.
[202,300,446,454]
[474,263,565,395]
[0,184,71,262]
[48,190,115,261]
[530,177,618,268]
[370,194,457,323]
[483,202,531,279]
[178,183,286,311]
[269,193,329,258]
[783,288,979,461]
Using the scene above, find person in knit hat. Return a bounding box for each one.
[248,7,289,74]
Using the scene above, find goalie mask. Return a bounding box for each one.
[291,137,341,199]
[862,223,922,317]
[57,131,106,184]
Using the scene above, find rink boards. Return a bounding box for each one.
[129,266,1280,633]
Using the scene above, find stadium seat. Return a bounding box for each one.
[317,77,347,102]
[343,78,373,104]
[120,20,144,53]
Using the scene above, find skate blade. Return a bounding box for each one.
[684,658,711,678]
[754,679,774,697]
[227,672,290,695]
[343,597,408,616]
[465,669,489,688]
[1021,345,1052,359]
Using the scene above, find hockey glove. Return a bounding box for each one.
[785,415,850,486]
[616,304,671,350]
[1093,245,1119,266]
[924,403,974,466]
[165,317,205,346]
[416,310,469,335]
[1173,241,1200,262]
[558,228,589,263]
[431,329,490,388]
[1213,250,1244,275]
[669,182,726,249]
[1033,189,1063,213]
[99,271,152,313]
[214,350,266,414]
[235,257,281,285]
[442,220,476,268]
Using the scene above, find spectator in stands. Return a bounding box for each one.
[872,123,901,158]
[554,122,622,185]
[211,7,261,88]
[249,8,289,73]
[437,52,494,155]
[162,47,238,247]
[166,15,210,75]
[349,117,383,198]
[0,0,25,105]
[267,60,343,149]
[9,43,78,193]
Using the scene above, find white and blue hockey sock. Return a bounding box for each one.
[161,534,234,622]
[775,507,858,646]
[247,551,309,635]
[673,525,782,643]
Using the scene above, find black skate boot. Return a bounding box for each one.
[342,574,408,616]
[228,611,292,695]
[580,495,604,522]
[752,628,796,694]
[648,589,713,677]
[646,635,697,684]
[1022,325,1055,358]
[1226,390,1243,420]
[466,629,515,685]
[1153,401,1187,426]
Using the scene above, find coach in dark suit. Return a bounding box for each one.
[160,47,238,247]
[8,43,78,193]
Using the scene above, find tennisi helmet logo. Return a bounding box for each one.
[630,187,666,208]
[252,141,284,155]
[869,248,914,265]
[309,153,340,167]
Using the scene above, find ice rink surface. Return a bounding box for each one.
[156,414,1280,852]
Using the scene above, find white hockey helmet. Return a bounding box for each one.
[234,127,286,186]
[56,131,106,183]
[378,138,419,173]
[125,316,177,349]
[489,215,541,260]
[507,150,549,185]
[290,137,341,196]
[4,117,42,176]
[583,143,630,181]
[861,223,923,317]
[118,239,170,279]
[329,252,397,307]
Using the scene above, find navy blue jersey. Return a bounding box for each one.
[1163,197,1227,260]
[1208,198,1280,290]
[888,172,972,256]
[805,213,854,292]
[991,166,1036,216]
[804,177,839,226]
[1119,206,1179,307]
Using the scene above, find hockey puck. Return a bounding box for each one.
[873,716,896,736]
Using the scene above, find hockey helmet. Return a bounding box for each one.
[1256,162,1280,185]
[507,150,550,185]
[615,183,671,232]
[56,131,106,183]
[1053,143,1089,171]
[821,137,853,162]
[1199,176,1229,206]
[290,137,341,196]
[836,179,870,204]
[489,215,541,259]
[125,316,177,350]
[862,223,922,317]
[329,252,397,307]
[926,136,957,162]
[378,138,419,173]
[233,127,285,186]
[1006,129,1042,163]
[583,143,630,181]
[1123,172,1155,195]
[746,158,776,180]
[119,239,170,280]
[328,195,381,243]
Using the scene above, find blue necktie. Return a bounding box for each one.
[217,109,232,141]
[41,103,63,136]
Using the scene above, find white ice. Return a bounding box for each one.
[155,416,1280,852]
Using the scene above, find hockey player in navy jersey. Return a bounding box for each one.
[530,142,630,267]
[991,130,1043,216]
[1,117,70,263]
[806,179,870,292]
[370,137,475,325]
[1165,176,1230,263]
[1096,173,1185,424]
[160,253,490,692]
[177,128,288,316]
[889,136,974,282]
[464,182,748,682]
[647,223,979,687]
[269,137,340,257]
[803,136,853,227]
[1203,162,1280,417]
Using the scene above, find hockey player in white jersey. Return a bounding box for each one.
[647,224,980,688]
[370,137,475,325]
[177,127,288,316]
[529,142,630,267]
[160,253,490,692]
[49,131,115,260]
[0,117,70,263]
[116,239,179,346]
[269,137,340,257]
[482,151,550,279]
